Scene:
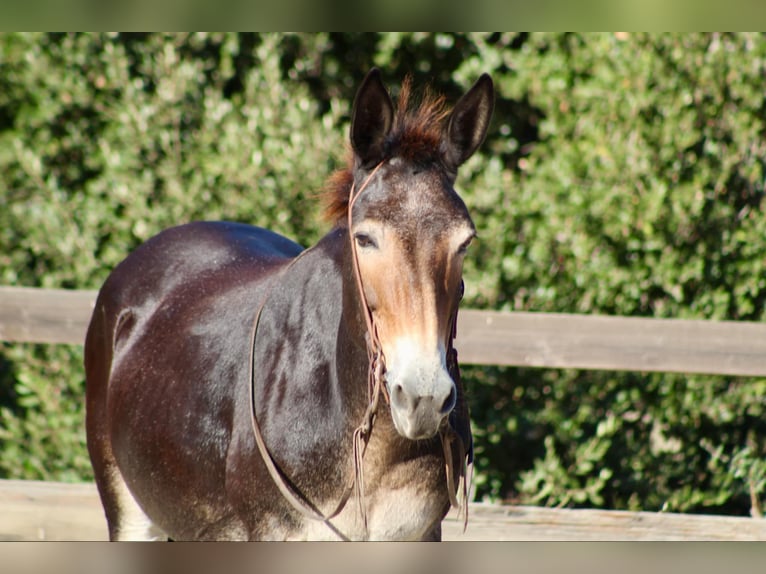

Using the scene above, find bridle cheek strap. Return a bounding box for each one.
[346,161,387,533]
[441,311,472,532]
[347,161,388,404]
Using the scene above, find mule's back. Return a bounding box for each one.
[85,221,302,540]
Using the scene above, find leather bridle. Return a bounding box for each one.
[248,161,471,539]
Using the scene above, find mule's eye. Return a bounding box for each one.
[354,232,378,250]
[457,236,474,255]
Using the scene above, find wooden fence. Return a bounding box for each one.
[3,285,766,376]
[3,478,766,541]
[1,285,765,540]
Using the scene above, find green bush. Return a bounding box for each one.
[457,33,766,514]
[1,33,764,517]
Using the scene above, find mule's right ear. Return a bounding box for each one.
[442,73,494,171]
[350,68,394,167]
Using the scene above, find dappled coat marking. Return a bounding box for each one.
[85,68,494,541]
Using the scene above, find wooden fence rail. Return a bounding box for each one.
[2,478,765,541]
[2,285,766,540]
[2,285,766,376]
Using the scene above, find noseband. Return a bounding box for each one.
[248,161,471,539]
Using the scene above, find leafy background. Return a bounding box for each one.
[1,33,765,516]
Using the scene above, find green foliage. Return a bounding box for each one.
[456,32,766,514]
[1,33,764,516]
[0,344,91,481]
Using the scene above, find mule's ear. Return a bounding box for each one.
[350,68,395,167]
[442,73,494,171]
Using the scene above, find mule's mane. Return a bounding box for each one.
[322,76,451,224]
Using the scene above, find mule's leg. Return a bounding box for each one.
[89,434,167,541]
[85,305,166,541]
[420,522,442,541]
[88,422,166,540]
[104,467,167,541]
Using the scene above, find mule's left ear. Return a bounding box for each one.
[351,68,395,168]
[442,73,494,171]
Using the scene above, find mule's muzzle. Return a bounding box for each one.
[388,375,457,440]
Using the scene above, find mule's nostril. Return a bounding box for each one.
[440,385,457,414]
[392,384,421,413]
[392,384,405,405]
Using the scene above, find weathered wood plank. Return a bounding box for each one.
[0,287,97,345]
[442,503,766,541]
[0,479,107,541]
[455,309,766,376]
[0,479,763,541]
[2,286,766,377]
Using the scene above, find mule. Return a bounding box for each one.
[84,68,494,541]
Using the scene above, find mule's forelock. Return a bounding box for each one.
[389,76,451,165]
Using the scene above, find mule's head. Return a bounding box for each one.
[331,69,493,441]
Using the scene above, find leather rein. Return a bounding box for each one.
[247,161,470,538]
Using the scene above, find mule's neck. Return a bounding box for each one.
[252,226,372,426]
